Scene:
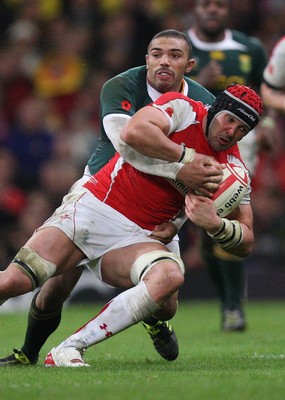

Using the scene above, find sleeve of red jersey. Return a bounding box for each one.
[151,92,199,135]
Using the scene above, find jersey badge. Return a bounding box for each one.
[210,51,225,61]
[121,100,132,111]
[239,54,252,74]
[165,107,174,117]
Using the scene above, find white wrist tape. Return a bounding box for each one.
[170,212,188,230]
[178,144,196,164]
[207,218,243,249]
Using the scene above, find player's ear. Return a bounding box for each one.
[145,54,149,69]
[185,58,195,74]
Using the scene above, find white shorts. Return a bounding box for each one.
[38,183,180,278]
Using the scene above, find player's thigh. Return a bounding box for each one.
[101,242,168,288]
[36,266,84,310]
[25,227,85,273]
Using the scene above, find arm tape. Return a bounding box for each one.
[207,218,243,249]
[178,145,196,163]
[170,211,188,230]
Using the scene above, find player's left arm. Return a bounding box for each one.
[185,193,254,258]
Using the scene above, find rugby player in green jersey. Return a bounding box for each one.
[0,29,222,366]
[185,0,268,331]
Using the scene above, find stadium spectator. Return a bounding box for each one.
[0,148,26,227]
[0,148,27,269]
[6,18,41,79]
[39,159,81,209]
[3,190,53,267]
[0,45,34,125]
[32,17,90,127]
[1,95,55,190]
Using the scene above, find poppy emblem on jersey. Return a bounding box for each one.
[121,100,132,111]
[165,107,174,117]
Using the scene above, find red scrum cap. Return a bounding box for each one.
[206,84,263,133]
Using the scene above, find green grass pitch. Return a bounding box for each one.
[1,300,285,400]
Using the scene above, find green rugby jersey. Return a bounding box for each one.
[185,29,267,96]
[87,65,215,174]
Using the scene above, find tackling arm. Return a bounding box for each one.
[120,106,186,161]
[104,108,223,195]
[103,110,190,177]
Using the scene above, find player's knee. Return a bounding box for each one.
[150,261,184,294]
[12,246,57,289]
[130,250,185,292]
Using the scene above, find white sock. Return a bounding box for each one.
[58,281,159,350]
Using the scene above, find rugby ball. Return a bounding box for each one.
[212,163,249,217]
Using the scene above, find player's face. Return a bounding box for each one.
[207,112,250,151]
[146,37,195,93]
[194,0,229,40]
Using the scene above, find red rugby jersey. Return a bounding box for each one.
[84,92,241,230]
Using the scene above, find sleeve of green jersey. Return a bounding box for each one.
[185,77,216,105]
[100,76,136,119]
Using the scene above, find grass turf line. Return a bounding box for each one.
[1,301,285,400]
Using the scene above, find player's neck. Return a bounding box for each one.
[179,80,185,93]
[194,27,226,43]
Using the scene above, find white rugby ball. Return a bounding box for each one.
[212,163,249,217]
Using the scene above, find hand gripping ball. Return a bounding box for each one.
[212,163,249,217]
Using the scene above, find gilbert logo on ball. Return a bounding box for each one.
[212,163,249,217]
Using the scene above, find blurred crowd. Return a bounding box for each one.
[0,0,285,279]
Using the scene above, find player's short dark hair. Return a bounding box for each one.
[148,29,192,58]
